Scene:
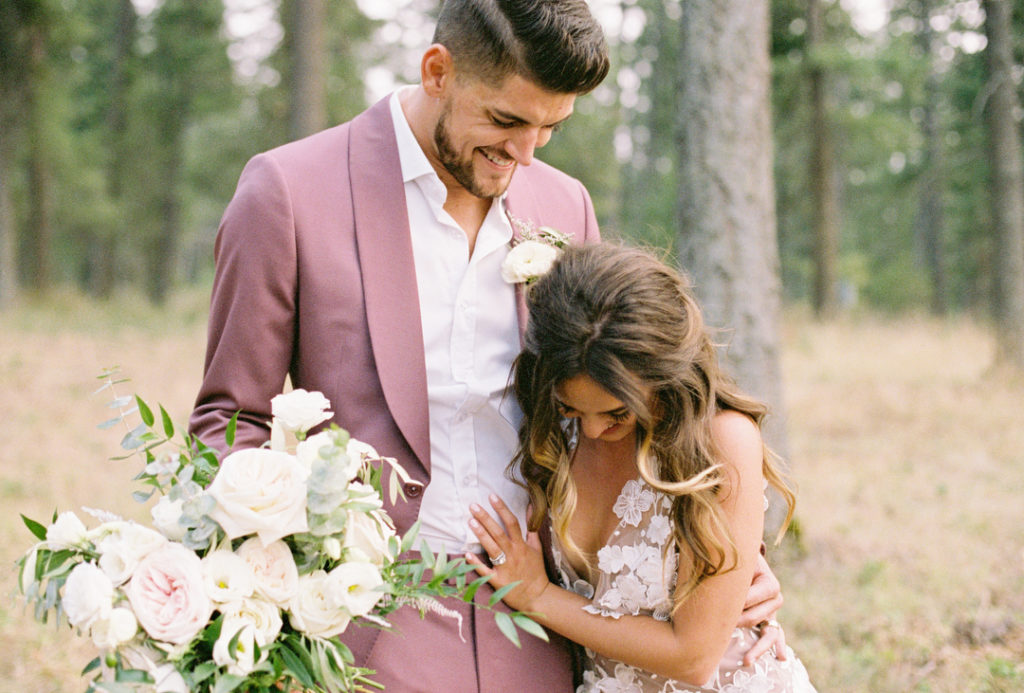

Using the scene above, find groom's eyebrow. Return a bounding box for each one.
[492,108,573,130]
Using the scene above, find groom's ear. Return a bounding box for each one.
[421,44,455,98]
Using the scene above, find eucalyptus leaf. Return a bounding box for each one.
[108,395,134,409]
[511,613,549,642]
[489,581,518,607]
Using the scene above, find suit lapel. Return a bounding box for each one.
[349,99,431,473]
[504,177,541,343]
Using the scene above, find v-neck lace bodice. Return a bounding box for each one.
[551,477,817,693]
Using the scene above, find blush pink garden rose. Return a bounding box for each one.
[126,543,213,645]
[206,448,309,545]
[236,537,299,606]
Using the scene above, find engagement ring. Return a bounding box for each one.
[490,551,507,566]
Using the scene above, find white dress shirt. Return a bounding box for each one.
[389,90,526,553]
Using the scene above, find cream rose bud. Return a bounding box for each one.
[342,511,394,566]
[327,561,384,617]
[207,448,309,546]
[47,511,89,548]
[236,538,299,606]
[127,543,213,645]
[62,562,114,631]
[271,389,333,433]
[500,240,560,283]
[90,607,138,649]
[201,549,256,603]
[287,570,352,638]
[96,521,168,585]
[150,495,186,541]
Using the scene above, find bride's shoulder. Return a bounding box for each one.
[710,410,763,477]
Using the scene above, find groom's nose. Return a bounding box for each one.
[505,127,545,165]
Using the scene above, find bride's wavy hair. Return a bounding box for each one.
[510,243,794,609]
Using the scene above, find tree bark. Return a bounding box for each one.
[982,0,1024,367]
[807,0,840,318]
[287,0,327,140]
[0,142,16,307]
[22,24,52,292]
[674,1,790,530]
[916,0,948,316]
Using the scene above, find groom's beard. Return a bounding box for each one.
[433,102,513,200]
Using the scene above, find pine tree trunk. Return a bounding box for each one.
[287,0,327,140]
[674,0,790,530]
[916,0,948,316]
[23,25,52,292]
[808,0,840,318]
[982,0,1024,367]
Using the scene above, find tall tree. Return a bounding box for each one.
[675,0,790,527]
[981,0,1024,367]
[284,0,327,139]
[914,0,949,316]
[807,0,840,318]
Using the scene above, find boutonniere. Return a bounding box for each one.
[501,216,573,285]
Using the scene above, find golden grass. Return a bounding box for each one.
[1,297,1021,692]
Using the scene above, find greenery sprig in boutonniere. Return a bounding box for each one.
[501,217,572,285]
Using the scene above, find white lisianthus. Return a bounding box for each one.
[90,606,138,649]
[202,549,256,603]
[324,536,343,561]
[271,389,333,433]
[287,570,352,638]
[95,521,168,585]
[213,619,265,677]
[206,448,309,545]
[342,510,394,567]
[327,561,384,617]
[500,240,560,284]
[220,595,283,644]
[47,511,88,548]
[126,543,212,645]
[236,538,299,606]
[122,646,188,693]
[62,562,114,631]
[150,495,186,541]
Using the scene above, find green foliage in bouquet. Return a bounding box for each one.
[16,368,546,693]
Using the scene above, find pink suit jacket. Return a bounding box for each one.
[190,96,600,531]
[189,96,599,691]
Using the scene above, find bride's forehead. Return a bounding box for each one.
[555,374,623,411]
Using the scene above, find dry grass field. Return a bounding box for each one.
[1,293,1022,692]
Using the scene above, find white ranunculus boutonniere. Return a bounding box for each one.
[502,217,572,285]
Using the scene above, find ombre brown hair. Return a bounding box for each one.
[511,243,794,609]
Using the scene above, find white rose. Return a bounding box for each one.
[236,538,299,606]
[96,521,168,585]
[220,595,283,644]
[207,448,310,545]
[202,549,256,603]
[342,510,395,567]
[213,619,265,677]
[90,606,138,649]
[327,561,384,618]
[287,570,351,638]
[47,511,88,548]
[126,543,213,645]
[150,495,186,541]
[62,562,114,631]
[500,240,560,283]
[271,389,333,433]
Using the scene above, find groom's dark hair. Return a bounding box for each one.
[433,0,609,94]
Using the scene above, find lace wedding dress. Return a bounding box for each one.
[552,478,818,693]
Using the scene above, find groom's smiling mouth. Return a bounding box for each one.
[480,147,515,168]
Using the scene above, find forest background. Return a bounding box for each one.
[1,0,1023,690]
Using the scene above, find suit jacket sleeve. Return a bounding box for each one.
[189,153,298,451]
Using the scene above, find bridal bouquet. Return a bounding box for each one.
[16,371,543,692]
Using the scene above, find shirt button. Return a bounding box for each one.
[462,475,475,486]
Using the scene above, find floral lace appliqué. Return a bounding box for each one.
[612,480,655,526]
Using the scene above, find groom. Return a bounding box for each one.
[190,0,781,690]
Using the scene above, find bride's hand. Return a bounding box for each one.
[465,494,550,612]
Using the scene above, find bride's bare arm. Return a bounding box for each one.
[466,411,767,686]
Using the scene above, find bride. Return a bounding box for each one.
[467,243,817,692]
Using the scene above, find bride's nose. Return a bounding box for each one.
[579,415,610,439]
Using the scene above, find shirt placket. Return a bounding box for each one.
[449,261,481,547]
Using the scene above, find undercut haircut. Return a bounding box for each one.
[433,0,610,94]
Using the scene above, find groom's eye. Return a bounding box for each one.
[492,117,516,128]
